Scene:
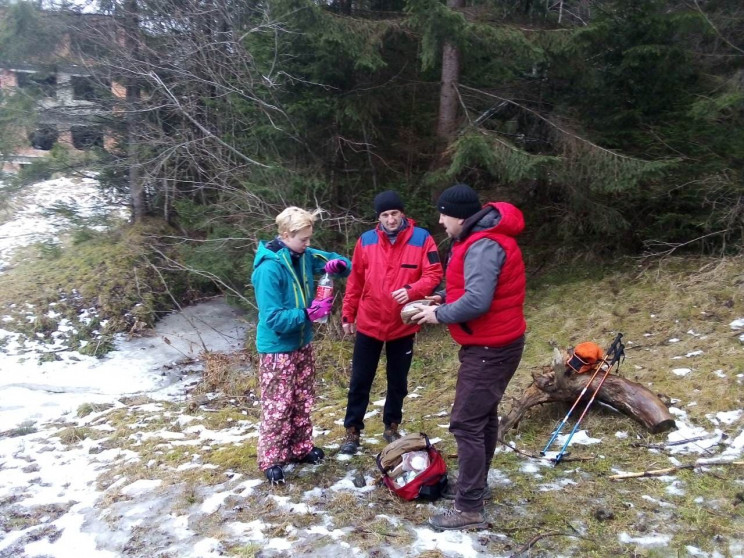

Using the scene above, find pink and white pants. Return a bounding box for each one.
[257,344,316,470]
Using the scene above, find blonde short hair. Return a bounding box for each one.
[275,206,321,236]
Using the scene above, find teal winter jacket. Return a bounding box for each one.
[251,241,351,354]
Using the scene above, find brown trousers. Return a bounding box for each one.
[450,336,525,512]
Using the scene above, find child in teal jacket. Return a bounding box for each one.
[251,206,351,483]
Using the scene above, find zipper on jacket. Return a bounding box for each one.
[280,250,309,344]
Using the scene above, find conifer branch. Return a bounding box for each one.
[458,84,654,163]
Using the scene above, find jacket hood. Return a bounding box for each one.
[253,241,282,270]
[463,202,524,239]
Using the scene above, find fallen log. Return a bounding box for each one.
[499,349,676,441]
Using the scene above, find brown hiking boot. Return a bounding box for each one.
[382,423,401,443]
[441,481,493,501]
[340,427,360,455]
[429,507,489,531]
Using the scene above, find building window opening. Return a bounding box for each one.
[16,71,57,97]
[28,126,59,150]
[71,125,103,150]
[71,76,108,101]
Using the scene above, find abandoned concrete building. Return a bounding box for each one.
[0,12,124,173]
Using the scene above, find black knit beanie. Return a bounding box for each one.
[374,190,405,216]
[436,183,481,219]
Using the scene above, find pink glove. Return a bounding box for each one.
[324,259,347,274]
[306,297,333,322]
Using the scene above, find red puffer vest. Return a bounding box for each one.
[446,202,526,347]
[343,220,443,341]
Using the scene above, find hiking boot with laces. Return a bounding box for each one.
[340,427,360,455]
[429,507,488,531]
[382,423,401,443]
[441,481,493,501]
[264,465,285,484]
[300,446,325,464]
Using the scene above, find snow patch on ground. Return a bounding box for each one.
[619,531,672,546]
[0,299,248,431]
[0,175,128,272]
[557,429,602,446]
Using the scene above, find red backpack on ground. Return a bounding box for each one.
[376,433,448,501]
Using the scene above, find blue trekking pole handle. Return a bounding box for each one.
[554,333,624,464]
[540,332,623,456]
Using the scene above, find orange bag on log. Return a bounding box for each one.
[566,341,605,374]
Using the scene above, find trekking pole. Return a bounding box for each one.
[540,332,624,457]
[553,334,625,464]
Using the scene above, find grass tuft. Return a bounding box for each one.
[76,402,115,418]
[2,421,38,438]
[57,426,93,445]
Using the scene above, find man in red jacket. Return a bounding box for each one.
[413,183,526,531]
[339,190,443,454]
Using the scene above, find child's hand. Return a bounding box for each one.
[324,259,347,274]
[307,297,333,322]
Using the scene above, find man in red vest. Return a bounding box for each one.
[413,183,526,531]
[339,190,443,454]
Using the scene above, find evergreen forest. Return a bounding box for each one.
[1,0,743,296]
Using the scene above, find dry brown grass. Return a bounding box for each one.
[199,350,257,396]
[69,254,743,557]
[56,426,94,445]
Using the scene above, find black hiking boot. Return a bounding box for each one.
[339,427,360,455]
[382,423,401,443]
[300,446,325,464]
[264,465,285,484]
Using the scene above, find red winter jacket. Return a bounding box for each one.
[343,220,443,341]
[446,202,526,347]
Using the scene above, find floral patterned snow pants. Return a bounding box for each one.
[257,344,316,471]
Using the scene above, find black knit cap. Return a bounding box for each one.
[436,183,481,219]
[374,190,405,217]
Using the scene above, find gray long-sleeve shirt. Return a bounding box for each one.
[434,209,506,325]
